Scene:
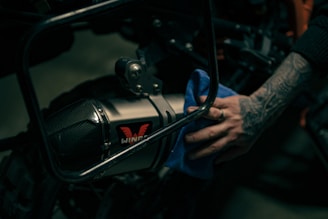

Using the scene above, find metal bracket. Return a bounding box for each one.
[115,57,163,96]
[15,0,220,183]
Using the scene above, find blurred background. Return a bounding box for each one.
[1,0,328,218]
[1,28,328,219]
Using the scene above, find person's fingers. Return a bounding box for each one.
[187,105,228,121]
[199,96,226,109]
[198,96,207,103]
[202,107,227,121]
[185,122,228,144]
[188,136,230,160]
[186,106,199,114]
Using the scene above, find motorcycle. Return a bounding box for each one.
[0,0,313,218]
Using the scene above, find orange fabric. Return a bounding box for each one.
[285,0,314,39]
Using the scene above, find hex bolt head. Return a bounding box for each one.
[135,84,143,92]
[128,63,142,80]
[153,19,162,28]
[153,83,160,93]
[185,42,193,51]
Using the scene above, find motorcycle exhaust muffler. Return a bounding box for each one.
[45,93,184,177]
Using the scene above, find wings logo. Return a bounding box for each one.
[117,122,152,146]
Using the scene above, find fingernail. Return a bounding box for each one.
[199,96,207,102]
[187,106,198,113]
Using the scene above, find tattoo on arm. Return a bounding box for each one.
[240,52,313,134]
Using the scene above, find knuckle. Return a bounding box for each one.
[208,144,219,153]
[207,127,218,139]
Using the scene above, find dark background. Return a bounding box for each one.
[1,28,328,218]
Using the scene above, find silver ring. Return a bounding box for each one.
[218,108,225,122]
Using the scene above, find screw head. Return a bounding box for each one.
[135,84,143,92]
[153,19,162,28]
[128,63,142,80]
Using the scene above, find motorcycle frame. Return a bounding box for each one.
[14,0,221,183]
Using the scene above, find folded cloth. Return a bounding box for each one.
[165,68,237,179]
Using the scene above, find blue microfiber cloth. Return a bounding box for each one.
[165,68,237,179]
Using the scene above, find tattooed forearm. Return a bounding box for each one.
[240,52,313,133]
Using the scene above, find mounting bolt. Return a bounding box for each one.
[153,83,161,93]
[185,42,193,51]
[135,84,143,93]
[128,63,142,80]
[153,19,162,28]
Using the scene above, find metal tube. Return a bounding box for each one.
[16,0,220,183]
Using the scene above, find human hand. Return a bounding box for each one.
[185,52,312,165]
[185,94,265,165]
